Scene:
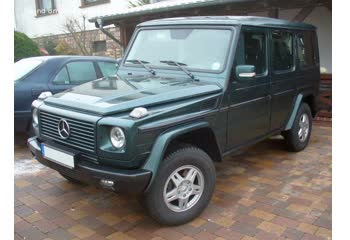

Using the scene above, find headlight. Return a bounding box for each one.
[32,108,39,125]
[110,127,126,149]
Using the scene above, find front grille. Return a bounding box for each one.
[39,111,96,153]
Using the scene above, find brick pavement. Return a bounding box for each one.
[14,124,331,240]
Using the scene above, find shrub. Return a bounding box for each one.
[43,38,57,55]
[14,31,41,62]
[54,41,78,55]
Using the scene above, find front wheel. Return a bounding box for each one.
[283,103,313,152]
[143,145,216,225]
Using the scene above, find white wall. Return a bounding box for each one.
[14,0,130,38]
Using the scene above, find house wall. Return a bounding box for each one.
[33,27,122,58]
[14,0,130,38]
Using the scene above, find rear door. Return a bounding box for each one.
[49,60,99,94]
[269,30,297,131]
[295,31,320,98]
[227,27,270,148]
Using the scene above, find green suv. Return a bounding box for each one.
[28,16,320,225]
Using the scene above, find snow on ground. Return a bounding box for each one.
[14,159,45,178]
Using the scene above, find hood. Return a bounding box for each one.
[44,76,222,116]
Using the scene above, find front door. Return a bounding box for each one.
[227,27,271,149]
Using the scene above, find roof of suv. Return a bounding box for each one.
[138,16,316,30]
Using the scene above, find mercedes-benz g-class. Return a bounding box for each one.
[28,16,320,225]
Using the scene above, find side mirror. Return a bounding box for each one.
[235,65,256,80]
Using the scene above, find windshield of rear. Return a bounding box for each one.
[15,58,44,81]
[125,28,233,72]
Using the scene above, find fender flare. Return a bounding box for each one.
[285,93,303,130]
[142,121,210,192]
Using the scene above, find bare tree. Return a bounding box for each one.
[62,15,92,55]
[128,0,151,8]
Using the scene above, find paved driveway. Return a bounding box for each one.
[15,124,331,240]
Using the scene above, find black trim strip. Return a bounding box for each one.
[229,96,268,109]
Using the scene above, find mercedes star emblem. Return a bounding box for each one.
[58,119,70,139]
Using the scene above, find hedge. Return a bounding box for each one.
[14,31,41,62]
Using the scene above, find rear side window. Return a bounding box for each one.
[97,61,117,77]
[66,61,97,84]
[272,31,294,72]
[297,32,315,68]
[236,31,267,75]
[53,67,70,84]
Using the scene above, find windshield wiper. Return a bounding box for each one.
[160,60,198,81]
[126,59,156,76]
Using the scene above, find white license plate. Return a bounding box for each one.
[41,144,75,169]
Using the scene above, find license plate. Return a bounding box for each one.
[41,144,75,169]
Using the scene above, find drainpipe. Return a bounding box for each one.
[96,18,124,55]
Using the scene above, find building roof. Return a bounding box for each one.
[89,0,252,25]
[138,16,316,29]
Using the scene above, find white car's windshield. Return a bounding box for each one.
[126,28,233,72]
[15,58,44,81]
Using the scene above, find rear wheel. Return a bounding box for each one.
[143,145,216,225]
[283,103,312,152]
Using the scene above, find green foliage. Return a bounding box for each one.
[128,0,150,8]
[14,31,41,62]
[54,41,78,55]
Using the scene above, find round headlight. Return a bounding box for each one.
[32,108,39,125]
[110,127,126,149]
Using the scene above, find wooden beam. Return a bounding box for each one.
[268,8,279,18]
[292,6,316,22]
[324,0,332,11]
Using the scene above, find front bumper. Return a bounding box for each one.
[27,137,152,194]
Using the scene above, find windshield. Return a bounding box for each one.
[125,28,233,72]
[14,58,44,81]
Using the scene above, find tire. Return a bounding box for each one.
[143,145,216,226]
[60,173,83,184]
[283,103,313,152]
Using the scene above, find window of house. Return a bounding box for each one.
[81,0,110,7]
[236,31,267,75]
[93,41,107,52]
[272,31,294,72]
[66,62,97,84]
[35,0,56,16]
[297,32,315,68]
[98,62,117,77]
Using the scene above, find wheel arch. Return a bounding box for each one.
[142,121,221,192]
[285,92,317,131]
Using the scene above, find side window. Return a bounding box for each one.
[297,32,315,68]
[272,31,294,72]
[66,61,97,84]
[236,31,267,75]
[97,61,117,77]
[52,67,70,85]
